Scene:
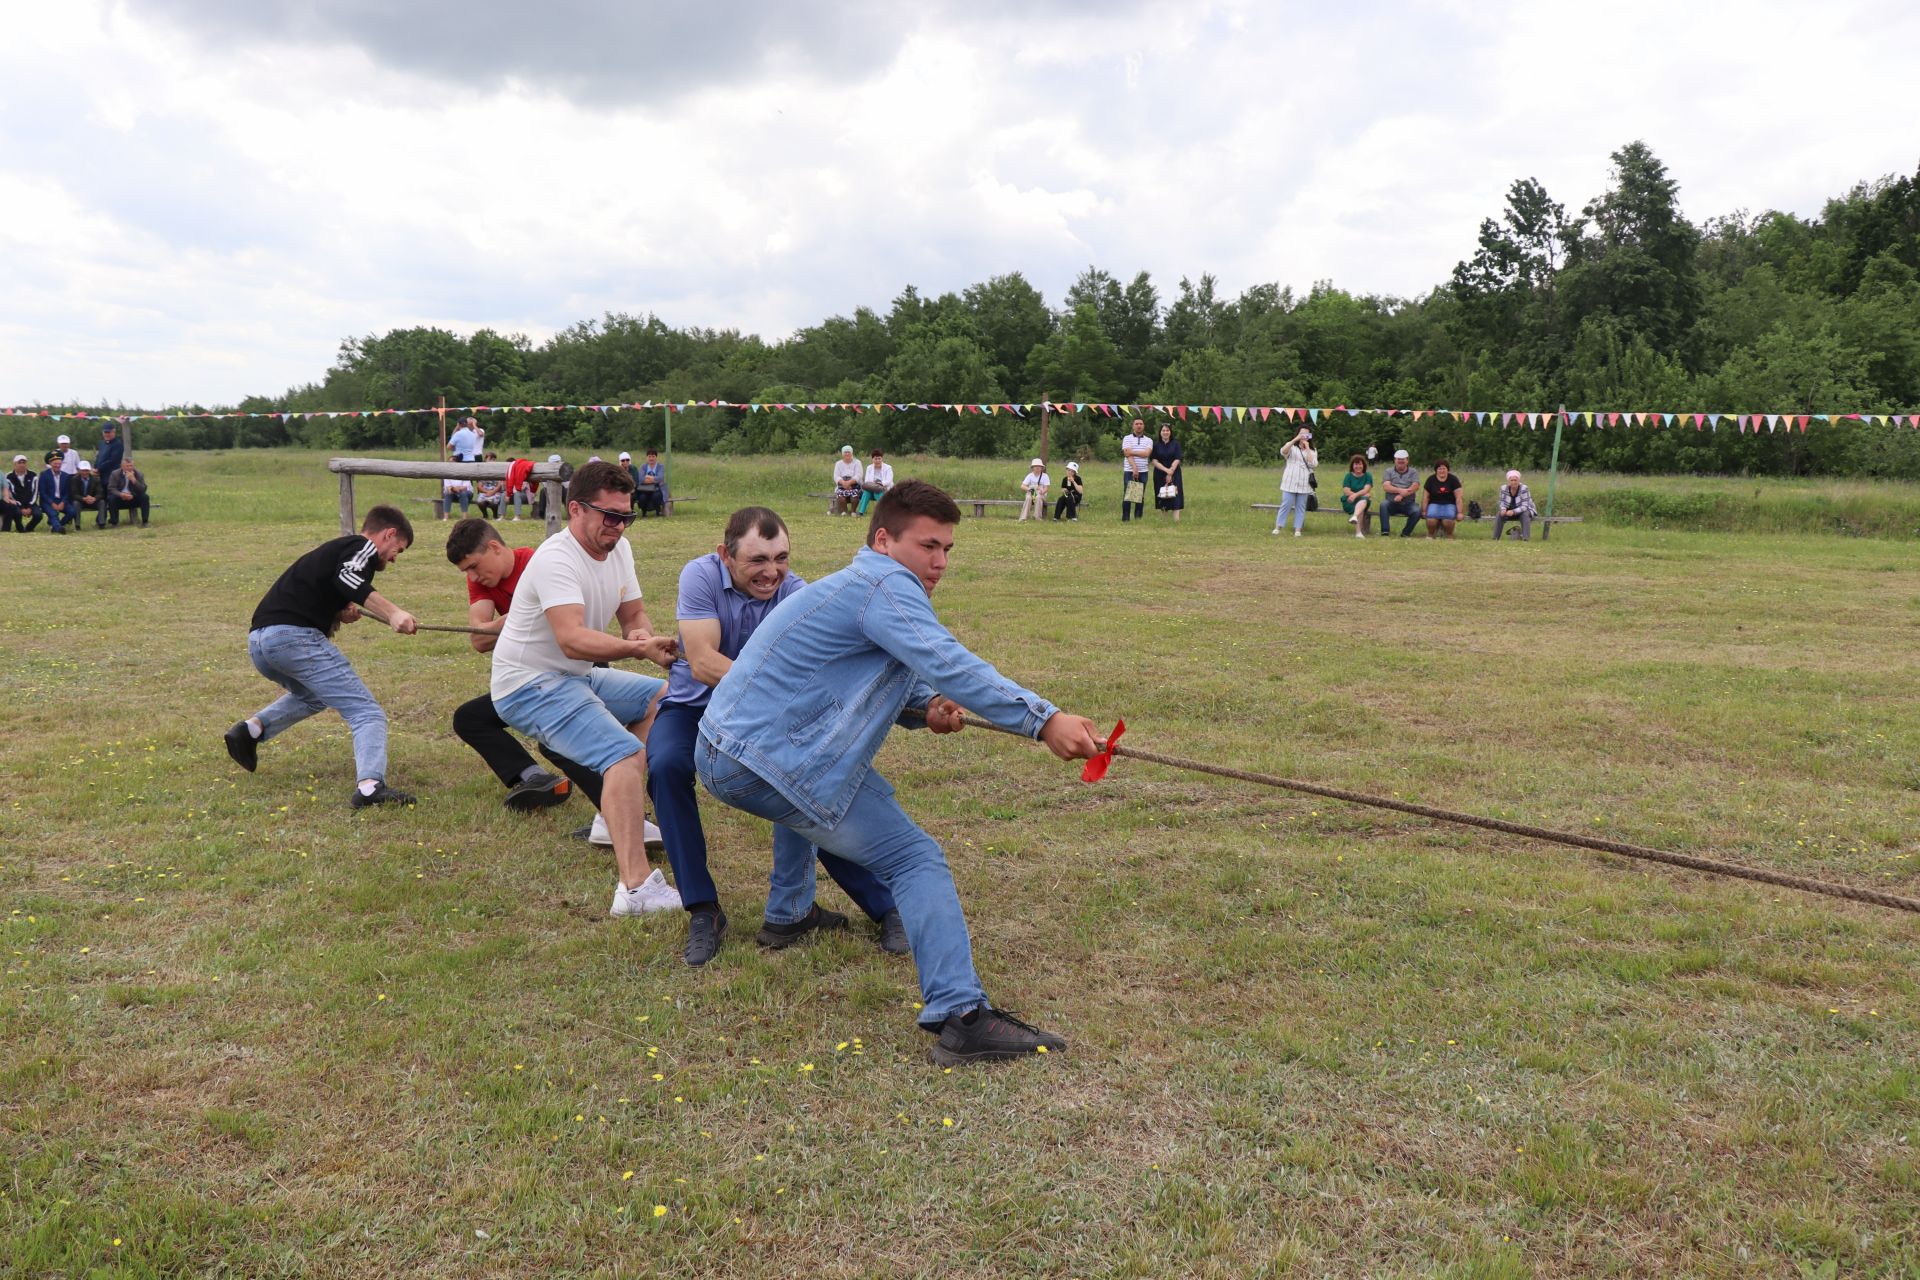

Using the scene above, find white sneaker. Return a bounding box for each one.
[1270,526,1280,535]
[1293,529,1302,538]
[589,815,665,851]
[1347,514,1357,524]
[610,868,682,917]
[1355,529,1365,538]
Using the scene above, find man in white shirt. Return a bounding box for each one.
[53,434,80,477]
[491,460,684,916]
[1018,458,1050,521]
[447,417,481,462]
[1121,420,1152,522]
[857,449,894,516]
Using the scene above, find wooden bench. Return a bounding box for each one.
[1251,498,1582,521]
[807,493,1024,518]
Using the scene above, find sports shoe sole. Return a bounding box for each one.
[224,724,257,773]
[928,1042,1064,1067]
[504,775,570,812]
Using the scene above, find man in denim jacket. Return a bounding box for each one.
[697,480,1101,1066]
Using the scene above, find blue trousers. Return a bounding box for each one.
[247,625,388,782]
[698,738,981,1025]
[651,700,894,923]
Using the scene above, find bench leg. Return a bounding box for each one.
[972,502,987,518]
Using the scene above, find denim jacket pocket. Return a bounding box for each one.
[785,695,841,750]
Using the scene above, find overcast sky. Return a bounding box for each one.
[3,0,1915,407]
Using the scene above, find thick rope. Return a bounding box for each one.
[948,714,1920,916]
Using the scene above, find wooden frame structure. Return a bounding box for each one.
[328,457,573,537]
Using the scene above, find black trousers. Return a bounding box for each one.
[2,503,40,532]
[452,693,604,807]
[110,493,149,525]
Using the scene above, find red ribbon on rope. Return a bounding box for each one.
[1080,718,1126,783]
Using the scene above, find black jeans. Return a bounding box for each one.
[1120,469,1144,521]
[2,502,40,533]
[110,493,150,526]
[452,693,603,807]
[1379,496,1420,537]
[634,488,664,517]
[1053,490,1081,520]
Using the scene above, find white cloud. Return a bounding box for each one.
[1,0,1916,405]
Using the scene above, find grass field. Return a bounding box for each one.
[4,450,1918,1278]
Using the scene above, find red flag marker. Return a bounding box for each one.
[1080,718,1127,783]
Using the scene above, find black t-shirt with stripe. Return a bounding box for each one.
[250,534,382,633]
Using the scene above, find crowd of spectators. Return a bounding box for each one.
[3,423,148,532]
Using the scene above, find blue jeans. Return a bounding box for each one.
[1275,490,1311,530]
[698,740,983,1025]
[41,497,70,532]
[649,700,895,923]
[248,625,388,782]
[1379,495,1420,536]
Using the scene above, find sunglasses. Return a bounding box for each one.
[574,498,637,527]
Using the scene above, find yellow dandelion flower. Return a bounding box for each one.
[799,1063,814,1072]
[622,1171,634,1181]
[942,1117,954,1128]
[652,1205,668,1218]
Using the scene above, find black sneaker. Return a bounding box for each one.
[877,909,910,956]
[928,1006,1067,1067]
[756,904,848,949]
[504,770,570,812]
[350,782,415,810]
[223,722,257,773]
[684,908,727,967]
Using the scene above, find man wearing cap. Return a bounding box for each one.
[1378,449,1422,538]
[635,449,666,518]
[1018,458,1050,522]
[856,449,893,516]
[38,451,76,534]
[52,434,79,478]
[1121,420,1152,521]
[830,446,861,515]
[93,423,124,488]
[2,455,41,533]
[1493,470,1537,541]
[1053,460,1083,520]
[74,461,105,529]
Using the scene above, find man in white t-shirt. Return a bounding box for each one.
[53,434,80,477]
[1017,458,1050,521]
[491,460,684,916]
[1121,420,1152,522]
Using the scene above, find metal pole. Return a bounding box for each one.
[1542,402,1566,542]
[1039,398,1050,469]
[662,405,674,515]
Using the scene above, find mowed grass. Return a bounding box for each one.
[3,450,1919,1279]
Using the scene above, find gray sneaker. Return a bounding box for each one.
[877,909,910,955]
[928,1006,1066,1067]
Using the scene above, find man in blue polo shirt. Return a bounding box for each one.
[650,506,904,966]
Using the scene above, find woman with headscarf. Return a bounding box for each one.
[1151,424,1185,522]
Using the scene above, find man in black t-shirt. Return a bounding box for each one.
[224,504,424,809]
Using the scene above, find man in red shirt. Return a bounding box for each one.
[447,518,600,812]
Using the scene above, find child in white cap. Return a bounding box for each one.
[1053,460,1084,521]
[1018,457,1051,522]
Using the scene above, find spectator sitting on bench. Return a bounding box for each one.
[110,457,150,527]
[830,445,862,515]
[1018,458,1050,522]
[1422,458,1462,540]
[1377,449,1420,538]
[1493,470,1537,541]
[39,450,77,534]
[476,453,505,518]
[635,449,667,517]
[857,448,893,516]
[74,461,106,529]
[3,454,41,533]
[1053,461,1083,521]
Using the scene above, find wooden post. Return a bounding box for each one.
[338,472,355,536]
[1040,398,1050,469]
[661,405,674,516]
[543,479,564,537]
[434,395,448,521]
[1542,403,1566,542]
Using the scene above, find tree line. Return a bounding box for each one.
[22,141,1920,476]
